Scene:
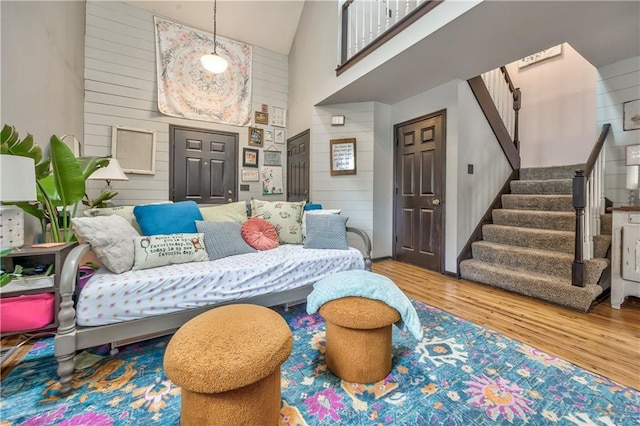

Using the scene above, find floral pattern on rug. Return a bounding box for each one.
[1,301,638,425]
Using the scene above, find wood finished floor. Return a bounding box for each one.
[2,260,639,391]
[372,260,640,391]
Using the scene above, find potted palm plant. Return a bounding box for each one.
[0,125,110,242]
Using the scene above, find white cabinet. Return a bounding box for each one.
[611,209,640,309]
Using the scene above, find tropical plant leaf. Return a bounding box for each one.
[13,202,45,221]
[49,135,85,207]
[77,156,109,181]
[0,274,12,287]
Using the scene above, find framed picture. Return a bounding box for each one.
[274,128,285,145]
[623,99,640,131]
[330,138,357,176]
[248,127,264,147]
[264,130,273,143]
[271,106,286,128]
[242,169,259,182]
[111,125,156,174]
[255,111,269,125]
[626,144,640,166]
[261,104,269,113]
[264,150,282,166]
[243,148,259,168]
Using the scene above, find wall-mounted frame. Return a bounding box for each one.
[274,128,285,145]
[241,169,259,182]
[111,125,156,174]
[626,144,640,165]
[264,129,273,143]
[517,44,562,68]
[263,150,282,166]
[623,99,640,131]
[330,138,357,176]
[255,111,269,125]
[243,148,259,168]
[271,106,286,128]
[248,127,263,147]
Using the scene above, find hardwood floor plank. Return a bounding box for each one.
[372,260,640,391]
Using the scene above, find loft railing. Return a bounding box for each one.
[572,124,611,287]
[338,0,441,75]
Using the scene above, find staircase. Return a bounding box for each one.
[460,164,611,312]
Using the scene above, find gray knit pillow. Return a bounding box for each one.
[304,215,349,250]
[195,221,256,260]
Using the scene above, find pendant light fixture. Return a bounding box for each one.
[201,0,228,74]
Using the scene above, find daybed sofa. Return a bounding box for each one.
[54,200,372,396]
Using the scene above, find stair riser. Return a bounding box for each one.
[459,261,602,312]
[601,214,612,235]
[472,243,607,285]
[483,225,574,253]
[520,164,584,181]
[510,180,572,195]
[492,210,575,232]
[502,195,574,212]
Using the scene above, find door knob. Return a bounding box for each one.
[432,198,440,206]
[228,189,233,194]
[227,198,233,202]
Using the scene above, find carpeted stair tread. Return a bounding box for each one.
[510,179,572,195]
[502,194,574,212]
[459,259,603,312]
[520,164,585,181]
[594,234,612,258]
[600,214,612,235]
[492,209,575,231]
[483,224,574,253]
[471,241,609,285]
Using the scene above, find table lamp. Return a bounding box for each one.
[88,157,128,191]
[0,155,38,249]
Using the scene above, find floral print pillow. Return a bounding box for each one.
[251,199,306,244]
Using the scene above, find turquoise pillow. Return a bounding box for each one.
[133,201,203,235]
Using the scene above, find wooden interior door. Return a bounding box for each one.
[170,125,238,204]
[393,111,446,272]
[287,129,310,202]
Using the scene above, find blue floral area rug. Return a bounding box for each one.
[1,300,638,425]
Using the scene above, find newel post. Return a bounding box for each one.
[572,170,586,287]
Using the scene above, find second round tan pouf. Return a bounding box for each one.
[163,304,292,426]
[319,296,400,383]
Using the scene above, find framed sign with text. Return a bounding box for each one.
[330,138,357,176]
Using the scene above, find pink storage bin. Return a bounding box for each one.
[0,293,55,333]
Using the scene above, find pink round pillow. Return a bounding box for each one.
[241,218,280,250]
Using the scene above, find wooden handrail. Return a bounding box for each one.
[499,66,516,93]
[468,76,520,170]
[571,123,611,287]
[584,124,611,178]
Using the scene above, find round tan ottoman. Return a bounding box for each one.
[319,296,400,383]
[163,304,292,426]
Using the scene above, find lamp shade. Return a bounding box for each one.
[201,53,228,74]
[0,155,37,202]
[88,158,129,181]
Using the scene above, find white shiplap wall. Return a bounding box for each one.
[84,0,288,206]
[597,56,640,205]
[310,103,375,255]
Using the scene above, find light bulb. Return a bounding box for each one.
[201,53,228,74]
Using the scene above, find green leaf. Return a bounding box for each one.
[0,248,14,257]
[13,202,45,221]
[77,156,109,181]
[0,274,12,287]
[49,135,85,207]
[0,124,18,146]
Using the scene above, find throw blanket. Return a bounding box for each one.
[307,270,423,340]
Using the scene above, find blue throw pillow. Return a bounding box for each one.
[195,221,256,260]
[133,201,203,235]
[304,214,349,250]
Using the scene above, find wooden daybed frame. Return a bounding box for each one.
[54,227,372,396]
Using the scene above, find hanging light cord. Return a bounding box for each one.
[213,0,218,54]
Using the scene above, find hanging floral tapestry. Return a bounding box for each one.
[154,16,252,126]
